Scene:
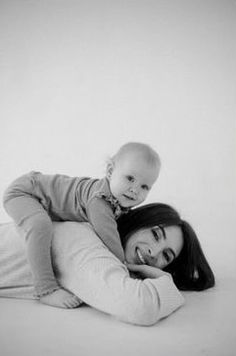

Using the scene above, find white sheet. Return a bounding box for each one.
[0,275,235,356]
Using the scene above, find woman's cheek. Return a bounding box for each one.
[125,245,135,264]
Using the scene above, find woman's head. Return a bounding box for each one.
[124,225,184,270]
[117,203,215,291]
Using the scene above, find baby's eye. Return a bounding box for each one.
[127,175,135,182]
[141,184,149,191]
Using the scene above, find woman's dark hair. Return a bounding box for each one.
[117,203,215,291]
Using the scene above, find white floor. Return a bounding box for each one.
[0,273,235,356]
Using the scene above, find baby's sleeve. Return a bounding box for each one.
[85,197,125,262]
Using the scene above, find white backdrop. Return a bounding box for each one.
[0,0,235,276]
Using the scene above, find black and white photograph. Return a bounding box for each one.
[0,1,235,355]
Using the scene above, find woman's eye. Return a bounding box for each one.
[164,253,170,262]
[152,229,160,241]
[164,252,171,263]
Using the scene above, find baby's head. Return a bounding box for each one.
[106,142,161,208]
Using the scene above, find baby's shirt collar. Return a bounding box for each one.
[96,178,130,219]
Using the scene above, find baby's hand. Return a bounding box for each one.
[126,263,170,279]
[40,288,83,309]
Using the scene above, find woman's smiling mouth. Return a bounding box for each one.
[136,248,146,264]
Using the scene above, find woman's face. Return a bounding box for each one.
[124,225,184,269]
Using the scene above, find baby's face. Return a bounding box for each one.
[108,154,160,208]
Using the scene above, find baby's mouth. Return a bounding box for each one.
[136,247,146,265]
[123,194,135,201]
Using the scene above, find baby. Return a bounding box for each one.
[3,142,161,308]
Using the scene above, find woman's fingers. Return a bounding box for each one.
[126,263,146,272]
[126,263,168,279]
[126,264,149,277]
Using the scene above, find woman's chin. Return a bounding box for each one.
[124,252,137,265]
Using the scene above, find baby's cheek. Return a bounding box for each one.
[142,192,149,201]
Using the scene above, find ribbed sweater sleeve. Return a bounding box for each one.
[53,222,185,326]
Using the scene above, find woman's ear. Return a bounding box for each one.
[106,159,114,179]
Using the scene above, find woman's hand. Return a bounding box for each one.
[126,263,170,279]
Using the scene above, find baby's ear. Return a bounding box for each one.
[106,159,114,179]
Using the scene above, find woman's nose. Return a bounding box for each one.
[148,241,164,260]
[147,247,159,266]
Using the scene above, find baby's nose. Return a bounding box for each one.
[129,185,139,194]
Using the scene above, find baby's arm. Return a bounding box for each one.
[86,197,125,262]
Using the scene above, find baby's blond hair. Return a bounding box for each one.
[111,142,161,168]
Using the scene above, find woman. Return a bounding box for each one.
[118,203,215,291]
[0,203,215,326]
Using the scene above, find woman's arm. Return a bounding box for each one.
[52,222,185,326]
